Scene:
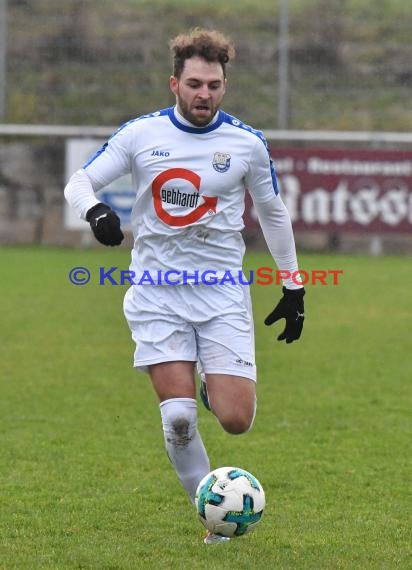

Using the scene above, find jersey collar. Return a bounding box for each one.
[168,106,224,133]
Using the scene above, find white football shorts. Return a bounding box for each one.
[123,282,256,381]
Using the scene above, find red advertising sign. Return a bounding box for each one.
[245,148,412,233]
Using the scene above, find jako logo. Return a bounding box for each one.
[152,150,170,157]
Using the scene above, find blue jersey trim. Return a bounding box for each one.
[221,112,279,195]
[167,107,224,134]
[83,142,108,169]
[83,108,170,169]
[82,107,278,196]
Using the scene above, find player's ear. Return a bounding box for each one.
[169,75,178,95]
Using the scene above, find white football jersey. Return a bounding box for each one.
[83,106,286,281]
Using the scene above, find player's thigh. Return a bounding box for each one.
[149,360,197,402]
[205,373,256,433]
[196,286,256,380]
[124,285,198,375]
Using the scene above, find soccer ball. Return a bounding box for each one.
[195,466,265,538]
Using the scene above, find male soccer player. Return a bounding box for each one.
[64,28,305,544]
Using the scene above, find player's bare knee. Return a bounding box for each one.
[217,399,256,434]
[219,413,255,435]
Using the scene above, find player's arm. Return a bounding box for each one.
[253,196,305,343]
[64,125,133,246]
[246,136,305,343]
[64,169,124,246]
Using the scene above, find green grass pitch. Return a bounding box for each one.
[1,246,410,569]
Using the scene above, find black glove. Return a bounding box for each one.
[264,287,305,344]
[86,203,124,246]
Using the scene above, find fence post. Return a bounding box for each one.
[0,0,7,120]
[277,0,290,130]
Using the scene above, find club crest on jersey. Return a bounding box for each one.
[212,152,231,173]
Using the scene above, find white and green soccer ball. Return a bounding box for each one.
[195,466,265,538]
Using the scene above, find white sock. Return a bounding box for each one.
[160,397,210,504]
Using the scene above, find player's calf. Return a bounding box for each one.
[159,397,210,502]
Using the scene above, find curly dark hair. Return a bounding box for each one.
[170,28,235,78]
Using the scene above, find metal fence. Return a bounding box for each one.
[1,0,412,131]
